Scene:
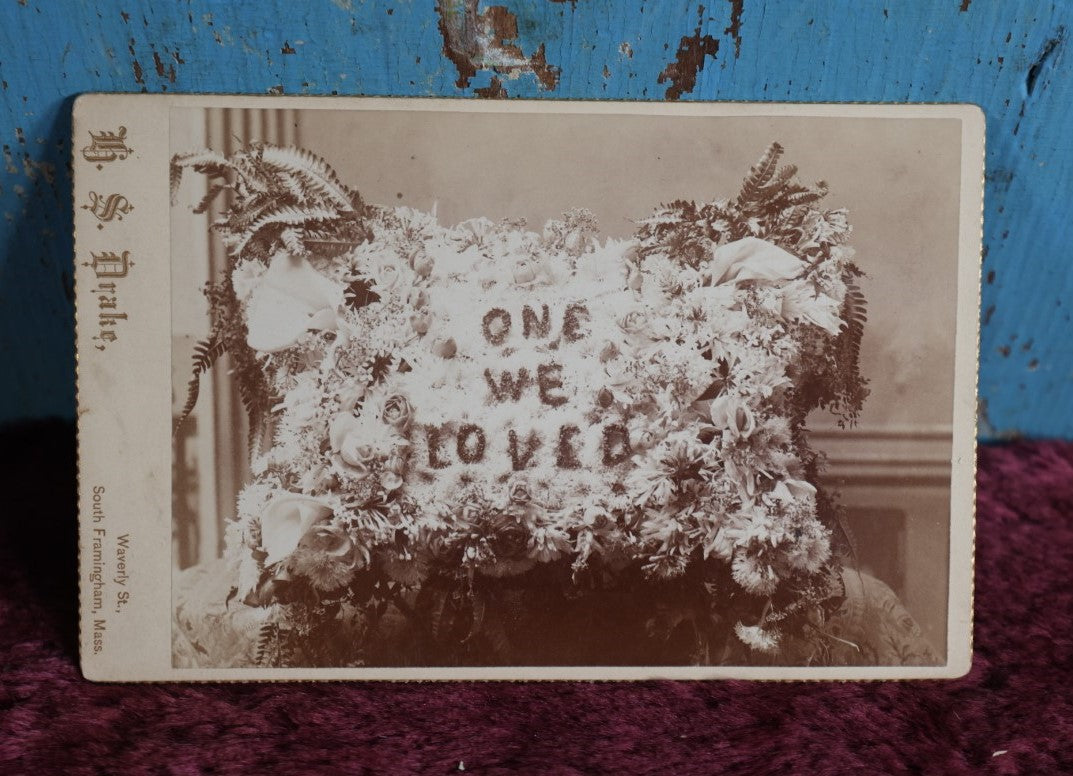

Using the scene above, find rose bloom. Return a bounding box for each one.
[617,309,652,348]
[380,394,414,433]
[329,413,377,480]
[380,470,404,493]
[410,310,433,336]
[628,424,659,452]
[512,262,539,286]
[431,337,457,359]
[370,258,408,295]
[507,476,532,504]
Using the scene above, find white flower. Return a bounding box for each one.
[379,394,415,433]
[707,237,803,286]
[259,494,334,566]
[617,309,653,349]
[278,373,320,425]
[732,550,779,595]
[709,394,757,439]
[529,525,570,563]
[781,279,843,335]
[786,521,832,573]
[734,623,780,653]
[231,259,267,301]
[626,455,676,507]
[807,208,850,245]
[768,478,817,507]
[246,250,343,353]
[512,262,540,286]
[329,413,377,479]
[236,481,277,525]
[703,527,735,561]
[367,255,413,296]
[628,420,661,452]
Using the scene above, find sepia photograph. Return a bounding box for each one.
[165,103,973,672]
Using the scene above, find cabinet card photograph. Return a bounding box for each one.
[76,97,981,681]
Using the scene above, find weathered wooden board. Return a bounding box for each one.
[0,0,1068,438]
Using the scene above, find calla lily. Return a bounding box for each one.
[708,237,804,286]
[769,478,817,505]
[780,279,843,335]
[246,251,343,353]
[260,494,334,566]
[710,394,757,438]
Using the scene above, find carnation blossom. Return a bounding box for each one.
[734,622,780,653]
[732,550,779,596]
[289,523,361,592]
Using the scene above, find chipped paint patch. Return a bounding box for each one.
[658,7,720,99]
[435,0,560,92]
[725,0,744,57]
[1025,28,1064,96]
[475,75,509,98]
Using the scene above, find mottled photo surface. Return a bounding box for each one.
[77,96,981,681]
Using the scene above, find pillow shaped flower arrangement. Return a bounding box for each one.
[172,142,868,667]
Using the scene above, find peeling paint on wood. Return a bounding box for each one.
[475,75,509,99]
[725,0,745,57]
[0,0,1070,440]
[436,0,560,90]
[658,6,721,99]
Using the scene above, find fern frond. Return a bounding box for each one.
[776,184,829,210]
[280,227,308,257]
[255,622,283,667]
[232,205,339,256]
[170,149,230,204]
[169,163,183,206]
[192,183,232,215]
[235,362,271,440]
[738,142,783,205]
[837,281,868,395]
[843,282,867,328]
[173,336,228,435]
[258,146,357,212]
[770,164,798,189]
[278,171,310,203]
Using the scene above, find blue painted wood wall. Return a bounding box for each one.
[0,1,1068,439]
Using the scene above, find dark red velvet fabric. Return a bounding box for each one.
[1,421,1070,774]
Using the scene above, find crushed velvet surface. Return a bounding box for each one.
[1,421,1070,774]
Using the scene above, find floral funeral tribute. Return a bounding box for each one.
[171,142,875,667]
